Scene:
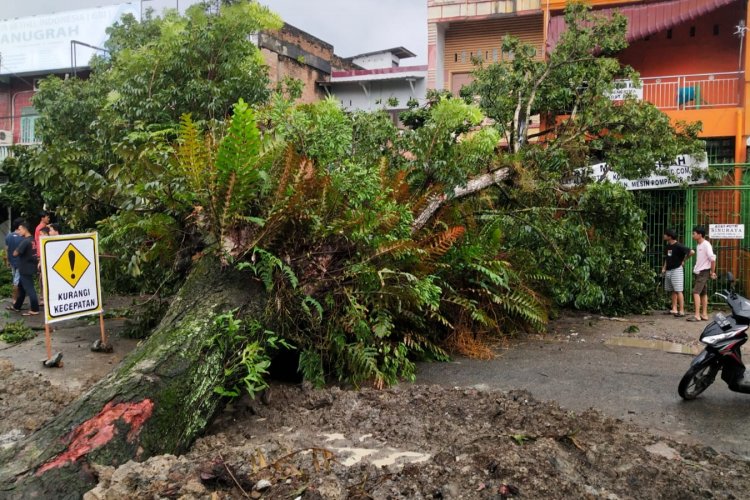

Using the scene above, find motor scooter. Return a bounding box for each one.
[678,273,750,399]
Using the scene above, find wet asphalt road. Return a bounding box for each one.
[416,339,750,460]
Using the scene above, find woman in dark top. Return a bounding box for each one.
[10,221,39,316]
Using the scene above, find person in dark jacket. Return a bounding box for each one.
[4,217,24,305]
[10,221,40,316]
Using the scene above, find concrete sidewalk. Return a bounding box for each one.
[0,296,140,392]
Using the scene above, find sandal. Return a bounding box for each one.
[686,316,701,322]
[22,311,40,316]
[701,316,709,321]
[664,310,678,315]
[5,305,21,312]
[674,313,686,318]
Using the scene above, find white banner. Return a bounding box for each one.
[564,155,708,191]
[608,80,643,101]
[709,224,745,240]
[0,3,140,75]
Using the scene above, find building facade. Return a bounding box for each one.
[325,48,428,119]
[427,0,750,164]
[259,23,359,104]
[0,3,145,160]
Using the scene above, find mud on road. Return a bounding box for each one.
[85,384,750,499]
[2,310,750,499]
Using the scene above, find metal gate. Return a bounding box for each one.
[639,164,750,304]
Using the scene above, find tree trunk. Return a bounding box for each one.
[412,167,511,232]
[0,256,262,499]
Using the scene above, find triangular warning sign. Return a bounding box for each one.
[52,243,91,288]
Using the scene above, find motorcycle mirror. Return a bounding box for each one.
[727,272,735,283]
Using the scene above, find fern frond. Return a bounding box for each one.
[273,145,297,205]
[175,113,210,194]
[390,170,411,203]
[419,226,466,261]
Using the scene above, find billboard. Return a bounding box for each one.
[0,3,140,76]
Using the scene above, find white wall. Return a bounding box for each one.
[351,52,400,70]
[330,78,427,113]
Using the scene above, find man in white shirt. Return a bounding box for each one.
[687,226,717,322]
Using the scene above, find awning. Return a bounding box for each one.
[547,0,740,52]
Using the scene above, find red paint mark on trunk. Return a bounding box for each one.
[36,399,154,475]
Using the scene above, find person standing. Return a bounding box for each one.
[4,218,24,305]
[34,211,50,306]
[661,228,694,317]
[34,211,50,256]
[688,226,717,322]
[10,221,40,316]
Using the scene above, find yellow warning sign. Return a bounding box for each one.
[52,243,91,288]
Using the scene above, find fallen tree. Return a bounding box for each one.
[0,5,707,498]
[0,257,260,496]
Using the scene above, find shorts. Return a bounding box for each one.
[664,268,684,293]
[11,267,20,286]
[692,270,710,296]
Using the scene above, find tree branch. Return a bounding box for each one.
[411,167,511,233]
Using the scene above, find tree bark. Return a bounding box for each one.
[411,167,511,233]
[0,256,262,499]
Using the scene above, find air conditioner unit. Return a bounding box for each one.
[0,130,12,146]
[33,79,42,91]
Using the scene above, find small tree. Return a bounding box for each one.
[461,3,705,311]
[26,2,280,290]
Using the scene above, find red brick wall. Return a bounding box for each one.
[0,78,35,144]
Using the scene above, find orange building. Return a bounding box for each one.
[428,0,750,163]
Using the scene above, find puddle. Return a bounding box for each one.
[319,433,432,468]
[605,337,701,355]
[330,446,431,467]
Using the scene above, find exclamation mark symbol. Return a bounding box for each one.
[69,250,76,280]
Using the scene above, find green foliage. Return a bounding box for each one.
[466,3,705,175]
[166,98,547,390]
[0,319,35,344]
[0,148,46,222]
[19,2,707,394]
[497,182,658,313]
[0,251,14,298]
[457,3,705,314]
[210,310,291,399]
[23,3,279,293]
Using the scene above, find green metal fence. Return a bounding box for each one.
[638,164,750,305]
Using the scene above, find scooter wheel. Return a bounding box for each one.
[678,362,718,400]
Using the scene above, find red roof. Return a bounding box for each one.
[547,0,739,52]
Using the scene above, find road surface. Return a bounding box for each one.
[417,313,750,460]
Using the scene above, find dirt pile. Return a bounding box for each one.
[0,359,77,449]
[85,384,750,499]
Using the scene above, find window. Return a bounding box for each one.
[705,138,735,164]
[20,106,39,144]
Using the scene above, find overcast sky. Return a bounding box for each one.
[260,0,427,63]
